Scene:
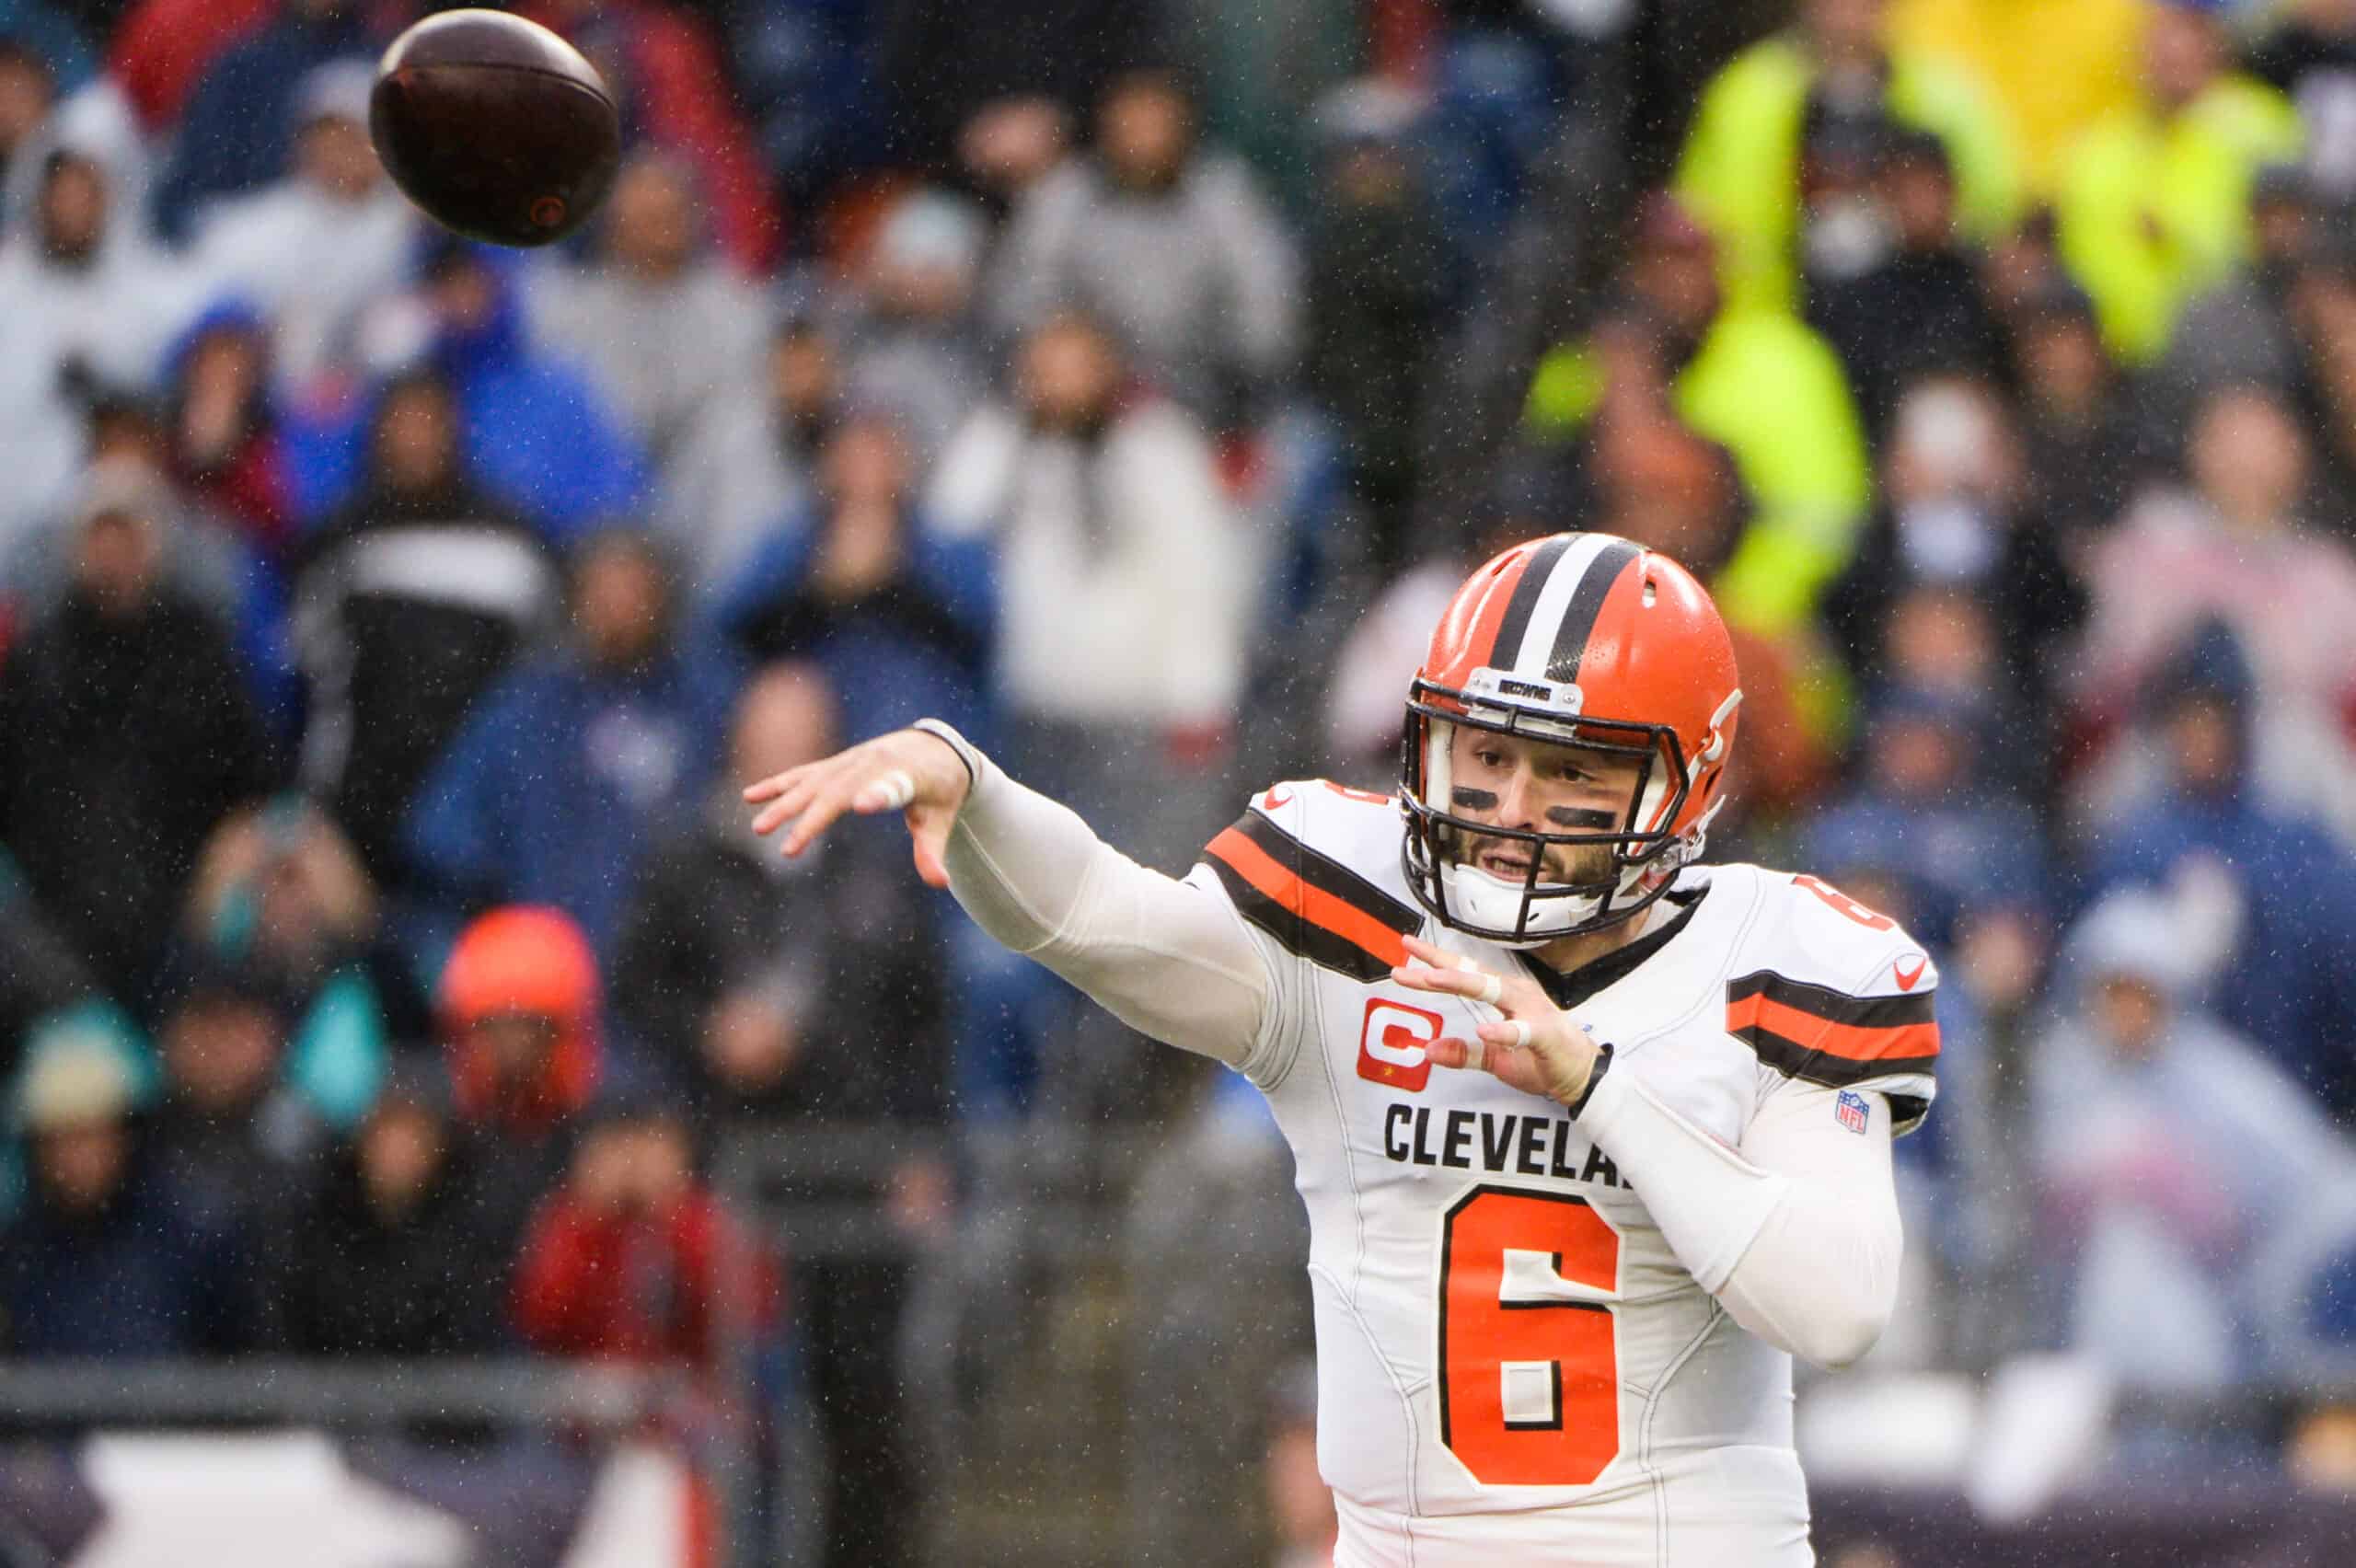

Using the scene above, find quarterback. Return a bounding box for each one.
[747,533,1937,1565]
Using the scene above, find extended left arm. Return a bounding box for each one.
[1576,1068,1902,1368]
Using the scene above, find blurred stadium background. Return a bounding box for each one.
[2,0,2356,1563]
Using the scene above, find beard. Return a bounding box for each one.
[1450,827,1619,890]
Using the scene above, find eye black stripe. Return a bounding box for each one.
[1487,536,1574,671]
[1544,539,1642,684]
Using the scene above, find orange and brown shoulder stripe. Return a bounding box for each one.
[1203,806,1421,984]
[1725,971,1940,1088]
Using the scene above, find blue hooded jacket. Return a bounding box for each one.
[713,508,998,748]
[282,246,650,541]
[403,636,744,964]
[152,11,379,242]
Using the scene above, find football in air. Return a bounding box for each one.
[369,8,621,248]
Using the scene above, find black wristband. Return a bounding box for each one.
[1563,1041,1614,1119]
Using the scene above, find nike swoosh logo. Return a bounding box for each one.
[1894,956,1927,992]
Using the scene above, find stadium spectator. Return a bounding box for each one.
[179,800,413,1129]
[956,93,1076,215]
[410,239,650,538]
[525,152,765,466]
[184,59,418,398]
[0,5,90,102]
[1886,0,2142,197]
[659,310,839,603]
[872,0,1161,179]
[511,1096,778,1369]
[3,405,283,702]
[1803,683,2048,953]
[2073,384,2356,842]
[1524,193,1873,636]
[406,529,740,963]
[436,904,604,1255]
[1820,375,2087,733]
[0,1011,254,1356]
[0,853,97,1079]
[930,309,1252,864]
[988,67,1300,431]
[1159,0,1363,218]
[2141,163,2326,457]
[615,661,947,1118]
[0,457,274,1008]
[160,305,293,559]
[705,0,889,210]
[145,952,321,1233]
[288,368,557,890]
[2054,0,2304,365]
[2006,276,2151,538]
[0,36,57,201]
[720,410,995,747]
[104,0,272,134]
[1301,79,1451,575]
[270,1055,508,1356]
[2031,884,2356,1392]
[0,125,202,548]
[149,0,396,243]
[1804,127,2011,444]
[288,239,649,537]
[2078,622,2356,1117]
[1576,408,1830,824]
[841,186,993,472]
[2249,0,2356,203]
[518,0,781,273]
[616,666,949,1568]
[2278,223,2356,516]
[1674,0,2021,317]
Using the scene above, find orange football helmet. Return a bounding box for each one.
[1402,533,1743,944]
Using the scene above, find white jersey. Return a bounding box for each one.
[1192,779,1940,1566]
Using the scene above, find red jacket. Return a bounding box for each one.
[109,0,274,131]
[512,1187,780,1366]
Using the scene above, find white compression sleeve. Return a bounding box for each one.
[913,721,1274,1067]
[1576,1066,1902,1368]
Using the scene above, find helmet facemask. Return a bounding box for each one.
[1399,672,1723,948]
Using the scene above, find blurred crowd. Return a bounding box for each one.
[5,0,2356,1562]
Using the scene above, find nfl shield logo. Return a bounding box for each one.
[1835,1090,1870,1135]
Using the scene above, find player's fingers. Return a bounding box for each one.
[1400,934,1460,968]
[907,806,953,890]
[777,773,864,857]
[748,774,824,836]
[1400,934,1519,1005]
[1424,1035,1480,1070]
[1389,963,1489,1000]
[1389,961,1523,1015]
[742,763,814,805]
[1477,1018,1535,1052]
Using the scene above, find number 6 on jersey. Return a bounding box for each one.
[1438,1188,1625,1487]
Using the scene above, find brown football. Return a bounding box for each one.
[369,8,621,248]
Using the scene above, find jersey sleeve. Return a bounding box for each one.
[1726,876,1941,1135]
[924,721,1279,1069]
[1191,780,1426,1090]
